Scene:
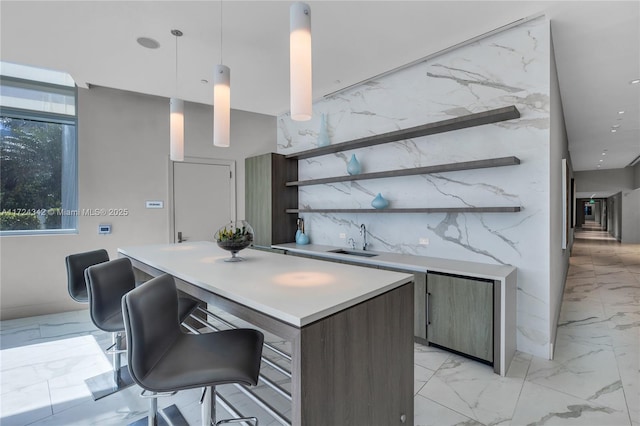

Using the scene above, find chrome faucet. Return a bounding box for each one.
[360,224,368,250]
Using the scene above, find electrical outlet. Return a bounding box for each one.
[339,233,346,239]
[419,238,429,245]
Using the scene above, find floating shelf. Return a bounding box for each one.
[285,106,520,160]
[286,156,521,187]
[286,207,521,214]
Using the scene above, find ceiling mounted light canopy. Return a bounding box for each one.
[214,1,230,147]
[290,2,312,121]
[170,29,184,161]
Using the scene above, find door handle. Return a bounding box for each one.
[426,292,431,325]
[177,231,187,243]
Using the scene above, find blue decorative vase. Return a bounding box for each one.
[317,114,330,147]
[347,154,361,175]
[295,218,309,244]
[371,193,389,209]
[296,232,310,245]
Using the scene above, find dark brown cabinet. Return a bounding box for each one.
[245,153,298,248]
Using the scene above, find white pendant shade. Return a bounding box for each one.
[214,64,231,147]
[170,98,184,161]
[290,2,312,121]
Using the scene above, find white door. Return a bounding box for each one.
[171,158,236,243]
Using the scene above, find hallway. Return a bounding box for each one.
[576,219,619,242]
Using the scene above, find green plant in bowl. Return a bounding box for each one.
[215,220,254,262]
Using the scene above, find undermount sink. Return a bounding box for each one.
[328,249,378,258]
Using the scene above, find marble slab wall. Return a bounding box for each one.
[277,17,552,358]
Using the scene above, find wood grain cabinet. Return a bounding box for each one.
[245,153,298,248]
[426,272,494,363]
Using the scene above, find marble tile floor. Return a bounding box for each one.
[1,234,638,426]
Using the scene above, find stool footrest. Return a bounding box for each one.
[216,417,258,426]
[140,389,178,399]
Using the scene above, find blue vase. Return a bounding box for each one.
[347,154,361,175]
[296,232,310,245]
[371,193,389,209]
[318,114,330,147]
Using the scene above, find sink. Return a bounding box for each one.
[328,249,378,258]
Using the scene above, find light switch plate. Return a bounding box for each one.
[339,233,346,239]
[146,200,164,209]
[98,224,111,234]
[419,238,429,245]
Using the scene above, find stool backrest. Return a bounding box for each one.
[85,257,136,332]
[121,274,182,387]
[65,249,109,302]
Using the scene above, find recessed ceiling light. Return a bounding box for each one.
[137,37,160,49]
[612,124,621,128]
[599,159,603,162]
[611,129,617,133]
[618,110,625,114]
[597,165,601,168]
[631,79,640,85]
[602,152,606,155]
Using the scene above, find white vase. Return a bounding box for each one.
[318,113,330,147]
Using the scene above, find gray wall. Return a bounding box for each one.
[549,29,572,356]
[606,192,622,241]
[634,163,640,189]
[575,168,635,195]
[622,189,640,243]
[0,86,276,320]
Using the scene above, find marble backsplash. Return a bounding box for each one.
[277,17,552,359]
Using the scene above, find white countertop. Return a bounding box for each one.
[272,243,516,281]
[119,241,413,327]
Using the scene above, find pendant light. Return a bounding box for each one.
[290,2,312,121]
[214,1,230,147]
[170,29,184,161]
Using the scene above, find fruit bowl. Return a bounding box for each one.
[215,221,254,262]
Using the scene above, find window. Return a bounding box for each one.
[0,62,77,234]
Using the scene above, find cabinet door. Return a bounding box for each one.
[414,272,427,340]
[427,273,493,362]
[246,153,298,247]
[246,154,273,247]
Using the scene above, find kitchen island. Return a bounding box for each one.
[119,241,415,426]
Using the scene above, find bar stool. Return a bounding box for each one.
[82,257,199,400]
[122,274,264,426]
[66,249,127,400]
[65,249,109,303]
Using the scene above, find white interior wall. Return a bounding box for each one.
[0,86,276,320]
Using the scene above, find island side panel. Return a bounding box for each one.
[293,282,414,426]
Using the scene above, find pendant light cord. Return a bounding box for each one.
[171,29,183,96]
[175,34,178,94]
[220,0,223,65]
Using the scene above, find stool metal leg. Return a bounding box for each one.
[149,396,157,426]
[201,385,258,426]
[129,389,187,426]
[201,386,215,426]
[85,331,134,400]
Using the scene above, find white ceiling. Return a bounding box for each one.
[1,1,638,176]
